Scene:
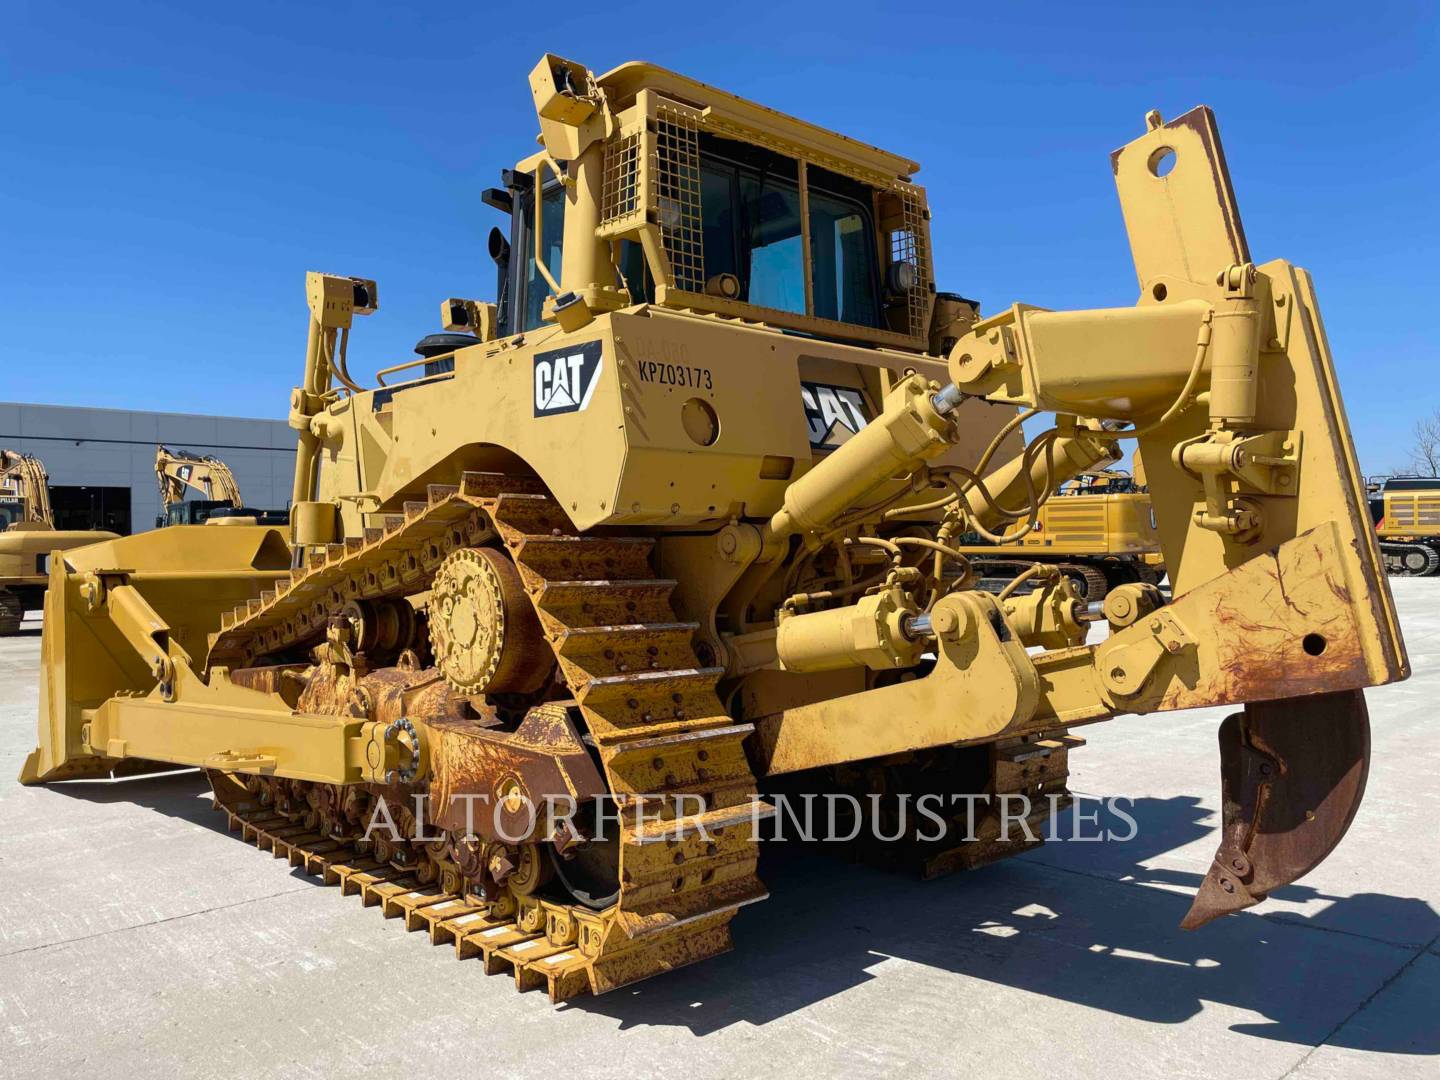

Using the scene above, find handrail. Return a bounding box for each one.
[374,355,440,387]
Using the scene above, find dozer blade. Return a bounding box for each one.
[1182,689,1369,929]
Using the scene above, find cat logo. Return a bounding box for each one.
[534,341,603,417]
[802,381,871,449]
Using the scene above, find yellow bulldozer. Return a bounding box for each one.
[0,450,117,635]
[20,56,1406,1002]
[957,458,1165,598]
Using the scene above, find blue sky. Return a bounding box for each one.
[3,1,1436,472]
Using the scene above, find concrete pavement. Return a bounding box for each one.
[1,582,1436,1079]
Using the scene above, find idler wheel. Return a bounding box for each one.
[429,546,551,695]
[340,597,418,659]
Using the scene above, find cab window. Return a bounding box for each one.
[517,183,565,333]
[808,187,879,326]
[697,138,881,328]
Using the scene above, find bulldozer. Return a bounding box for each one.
[1367,474,1440,575]
[956,457,1165,599]
[0,450,117,635]
[154,444,289,528]
[20,56,1406,1002]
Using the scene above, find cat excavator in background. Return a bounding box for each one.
[1367,474,1440,575]
[0,450,115,633]
[957,454,1165,599]
[154,445,288,528]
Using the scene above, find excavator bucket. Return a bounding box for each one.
[1182,690,1370,927]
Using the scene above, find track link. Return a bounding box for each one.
[207,471,771,1000]
[211,783,601,998]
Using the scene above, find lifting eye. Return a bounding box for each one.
[1147,146,1176,177]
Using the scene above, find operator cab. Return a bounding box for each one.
[0,496,22,530]
[486,58,942,352]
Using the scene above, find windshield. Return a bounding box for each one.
[502,140,883,335]
[699,145,881,327]
[0,498,21,529]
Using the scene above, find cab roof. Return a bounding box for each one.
[596,61,921,183]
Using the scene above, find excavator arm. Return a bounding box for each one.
[154,445,245,512]
[0,450,54,526]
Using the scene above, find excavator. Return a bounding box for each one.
[0,450,116,634]
[957,455,1165,599]
[1367,474,1440,575]
[154,444,288,528]
[21,56,1405,1002]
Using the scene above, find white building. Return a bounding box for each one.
[1,401,296,534]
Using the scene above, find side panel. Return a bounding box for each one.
[340,310,1017,531]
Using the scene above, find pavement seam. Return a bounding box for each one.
[1275,930,1440,1079]
[0,883,316,960]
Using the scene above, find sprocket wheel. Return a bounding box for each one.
[428,546,551,695]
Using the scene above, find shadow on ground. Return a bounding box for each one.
[41,767,215,824]
[570,795,1439,1051]
[38,776,1438,1052]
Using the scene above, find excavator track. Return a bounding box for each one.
[206,471,771,1001]
[1378,540,1440,577]
[969,558,1110,601]
[0,588,23,635]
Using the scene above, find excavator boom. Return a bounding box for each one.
[155,444,244,511]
